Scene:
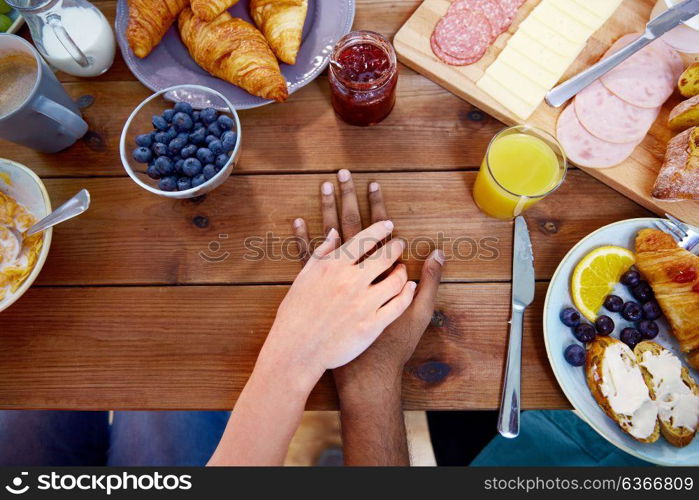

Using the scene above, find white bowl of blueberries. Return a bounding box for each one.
[120,84,241,199]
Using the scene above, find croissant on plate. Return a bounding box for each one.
[250,0,308,65]
[126,0,190,58]
[191,0,240,21]
[178,9,288,101]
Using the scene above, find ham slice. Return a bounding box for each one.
[556,105,638,169]
[574,80,660,144]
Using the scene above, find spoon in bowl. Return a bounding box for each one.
[2,189,91,262]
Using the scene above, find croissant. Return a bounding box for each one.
[250,0,307,65]
[126,0,190,58]
[191,0,240,21]
[178,9,288,102]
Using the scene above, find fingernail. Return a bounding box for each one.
[397,237,406,249]
[321,182,333,195]
[432,249,445,265]
[383,220,394,231]
[337,169,351,182]
[326,227,338,240]
[407,281,417,291]
[293,218,304,228]
[369,182,379,192]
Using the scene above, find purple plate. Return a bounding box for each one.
[115,0,354,109]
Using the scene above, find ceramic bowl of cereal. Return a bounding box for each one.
[0,158,51,312]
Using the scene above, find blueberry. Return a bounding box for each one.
[152,115,168,131]
[174,102,193,115]
[192,110,201,122]
[155,156,174,176]
[152,142,168,157]
[154,131,169,144]
[620,327,642,349]
[564,344,586,367]
[642,300,662,320]
[221,130,237,152]
[209,139,224,155]
[215,153,229,169]
[189,127,207,145]
[202,164,217,180]
[146,163,161,180]
[165,127,177,141]
[135,133,153,147]
[196,147,215,165]
[132,147,152,163]
[162,109,175,122]
[214,164,223,173]
[603,294,623,313]
[217,114,234,131]
[639,320,659,340]
[621,269,641,287]
[594,315,614,336]
[200,107,218,124]
[168,136,187,156]
[631,281,654,303]
[191,173,207,188]
[173,112,194,132]
[174,159,184,175]
[177,176,192,191]
[573,323,596,343]
[182,158,202,177]
[158,175,177,192]
[207,122,222,138]
[181,144,197,159]
[621,301,643,322]
[560,307,581,327]
[205,134,217,144]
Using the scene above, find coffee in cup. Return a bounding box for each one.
[0,53,38,118]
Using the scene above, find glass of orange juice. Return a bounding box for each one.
[473,125,567,219]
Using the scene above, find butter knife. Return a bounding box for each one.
[545,0,699,108]
[497,216,535,439]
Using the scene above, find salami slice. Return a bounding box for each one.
[431,10,492,64]
[448,0,508,36]
[556,105,638,169]
[497,0,526,24]
[574,80,660,144]
[430,32,473,66]
[600,33,676,108]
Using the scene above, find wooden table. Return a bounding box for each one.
[0,0,653,410]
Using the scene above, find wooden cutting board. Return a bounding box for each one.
[394,0,699,226]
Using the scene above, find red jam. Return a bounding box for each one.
[329,31,397,126]
[669,266,697,283]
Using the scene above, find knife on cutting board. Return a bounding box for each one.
[546,0,699,108]
[497,216,535,439]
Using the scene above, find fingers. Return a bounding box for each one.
[292,218,311,264]
[376,280,417,328]
[320,182,340,237]
[371,263,408,305]
[342,220,395,263]
[312,227,340,259]
[360,237,405,281]
[368,182,388,223]
[412,249,445,317]
[337,169,363,240]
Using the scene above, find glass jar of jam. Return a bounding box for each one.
[329,31,398,126]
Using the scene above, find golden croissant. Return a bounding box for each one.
[178,9,288,102]
[635,229,699,367]
[126,0,190,58]
[191,0,240,22]
[250,0,307,65]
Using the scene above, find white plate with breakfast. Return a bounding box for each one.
[0,158,51,313]
[115,0,355,109]
[544,217,699,466]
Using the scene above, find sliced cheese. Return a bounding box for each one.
[569,0,624,21]
[550,0,606,31]
[517,15,585,59]
[476,73,538,121]
[497,46,562,89]
[507,30,574,77]
[529,0,593,44]
[484,59,548,107]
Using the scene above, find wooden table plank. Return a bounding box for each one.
[35,171,650,286]
[0,283,567,410]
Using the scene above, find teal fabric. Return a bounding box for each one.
[471,410,652,467]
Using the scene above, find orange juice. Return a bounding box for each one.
[473,128,565,219]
